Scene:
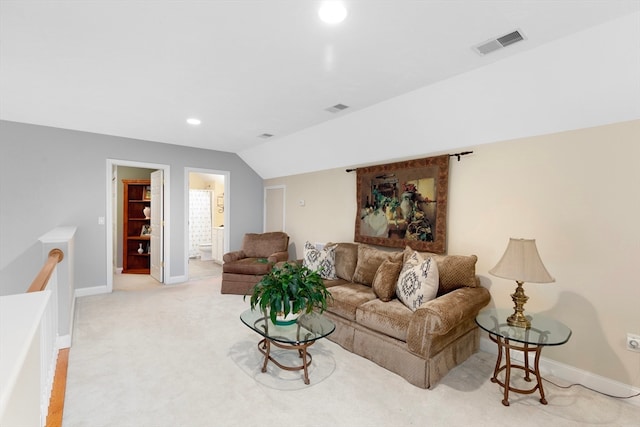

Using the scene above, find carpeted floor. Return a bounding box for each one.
[63,276,639,427]
[188,258,222,280]
[113,258,221,291]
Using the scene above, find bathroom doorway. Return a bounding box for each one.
[187,170,226,279]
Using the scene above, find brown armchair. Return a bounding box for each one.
[221,232,289,294]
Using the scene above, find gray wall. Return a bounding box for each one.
[0,120,264,294]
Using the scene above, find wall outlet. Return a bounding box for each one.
[627,333,640,352]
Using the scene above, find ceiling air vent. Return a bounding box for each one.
[258,133,274,139]
[325,103,349,113]
[473,30,525,55]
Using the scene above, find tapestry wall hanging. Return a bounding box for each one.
[354,154,449,254]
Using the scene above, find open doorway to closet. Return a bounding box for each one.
[187,170,226,280]
[106,159,169,293]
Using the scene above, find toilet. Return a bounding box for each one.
[198,243,213,261]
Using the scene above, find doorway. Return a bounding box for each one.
[264,185,286,232]
[186,169,229,280]
[106,159,170,292]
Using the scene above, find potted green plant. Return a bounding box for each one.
[246,262,333,325]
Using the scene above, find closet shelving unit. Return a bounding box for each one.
[122,179,151,274]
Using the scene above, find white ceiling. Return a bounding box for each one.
[1,1,639,159]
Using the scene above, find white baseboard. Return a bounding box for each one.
[74,285,109,298]
[165,275,188,285]
[479,337,640,406]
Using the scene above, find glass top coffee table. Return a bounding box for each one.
[476,308,572,406]
[240,309,335,384]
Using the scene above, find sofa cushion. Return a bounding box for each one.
[322,278,352,288]
[396,250,439,311]
[327,283,376,320]
[372,259,403,302]
[326,242,359,281]
[242,232,289,258]
[222,257,273,275]
[302,241,337,279]
[407,247,478,294]
[432,254,478,293]
[356,299,412,342]
[352,245,403,286]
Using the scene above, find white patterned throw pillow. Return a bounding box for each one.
[303,242,337,280]
[396,250,439,311]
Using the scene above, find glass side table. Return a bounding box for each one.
[240,309,335,385]
[475,308,572,406]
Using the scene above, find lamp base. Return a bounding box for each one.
[507,281,531,329]
[507,312,531,329]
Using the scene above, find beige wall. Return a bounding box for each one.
[265,119,640,388]
[268,168,357,254]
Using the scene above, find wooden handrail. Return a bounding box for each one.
[27,248,64,293]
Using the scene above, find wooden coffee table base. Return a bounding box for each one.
[257,338,314,385]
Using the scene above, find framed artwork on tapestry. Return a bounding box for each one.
[354,154,450,254]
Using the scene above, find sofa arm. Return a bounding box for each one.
[223,250,246,263]
[411,286,490,335]
[267,250,289,264]
[407,286,490,355]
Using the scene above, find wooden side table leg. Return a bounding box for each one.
[523,342,532,382]
[261,339,270,373]
[301,345,310,385]
[491,334,502,384]
[502,338,511,406]
[534,346,547,404]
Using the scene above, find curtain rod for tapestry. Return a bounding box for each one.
[345,151,473,172]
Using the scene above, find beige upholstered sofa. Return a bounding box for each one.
[221,232,289,295]
[316,242,490,389]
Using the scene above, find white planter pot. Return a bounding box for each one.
[271,301,302,326]
[275,310,301,326]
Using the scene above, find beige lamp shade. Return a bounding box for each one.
[489,238,554,283]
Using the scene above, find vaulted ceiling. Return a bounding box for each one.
[2,1,639,177]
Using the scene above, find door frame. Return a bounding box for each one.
[149,169,164,283]
[184,167,230,277]
[106,159,171,292]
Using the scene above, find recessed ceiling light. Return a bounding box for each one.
[186,118,201,125]
[318,1,347,24]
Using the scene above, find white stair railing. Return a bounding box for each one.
[0,248,63,427]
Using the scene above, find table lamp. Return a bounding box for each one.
[489,238,554,328]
